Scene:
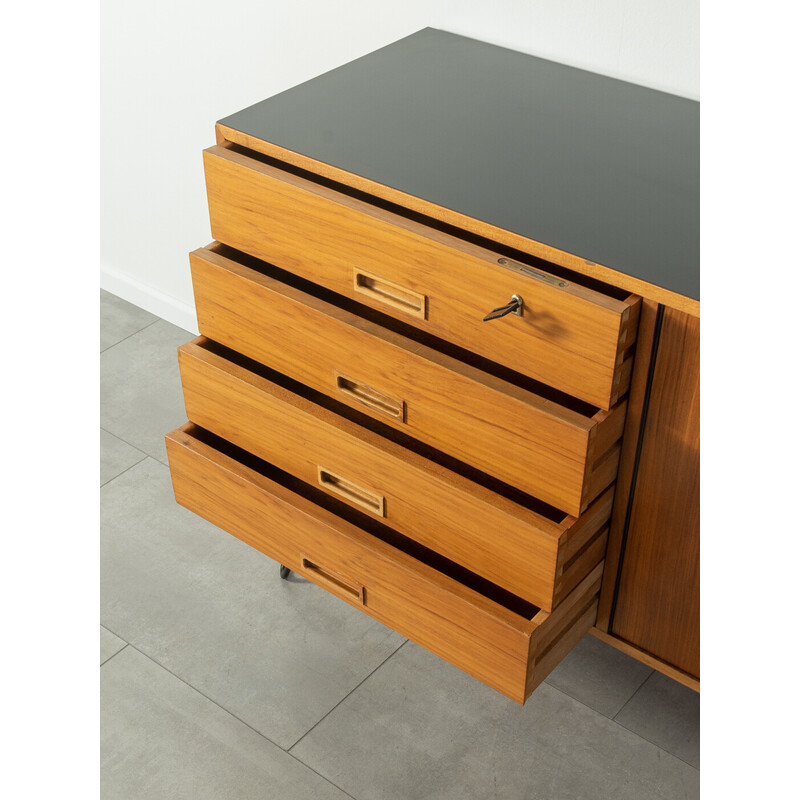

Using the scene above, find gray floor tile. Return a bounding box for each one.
[544,632,653,717]
[101,428,146,486]
[101,457,405,749]
[615,671,700,768]
[101,289,158,351]
[292,642,699,800]
[100,319,190,464]
[101,626,127,665]
[101,646,351,800]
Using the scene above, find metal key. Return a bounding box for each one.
[483,294,524,321]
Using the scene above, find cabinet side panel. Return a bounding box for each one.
[610,308,699,678]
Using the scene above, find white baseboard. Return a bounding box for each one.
[100,264,199,335]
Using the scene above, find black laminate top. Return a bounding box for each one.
[220,29,699,301]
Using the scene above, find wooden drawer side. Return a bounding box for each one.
[552,485,615,608]
[526,562,604,698]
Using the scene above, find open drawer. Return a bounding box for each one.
[165,423,604,704]
[178,336,613,611]
[190,243,627,516]
[204,144,640,409]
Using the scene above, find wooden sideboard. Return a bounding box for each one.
[166,29,700,700]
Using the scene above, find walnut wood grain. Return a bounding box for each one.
[609,307,699,678]
[165,423,605,703]
[189,244,626,515]
[203,144,640,410]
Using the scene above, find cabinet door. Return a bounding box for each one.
[610,307,700,678]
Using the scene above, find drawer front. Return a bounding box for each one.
[178,337,615,610]
[165,423,604,703]
[190,245,627,516]
[204,145,640,410]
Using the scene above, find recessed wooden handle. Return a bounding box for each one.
[335,371,406,421]
[318,467,386,517]
[353,269,427,319]
[301,558,365,605]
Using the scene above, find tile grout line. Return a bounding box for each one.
[612,671,652,720]
[544,680,699,772]
[100,454,150,488]
[100,623,128,642]
[544,679,633,722]
[543,662,652,723]
[115,642,360,799]
[283,751,360,800]
[102,632,699,775]
[100,643,129,668]
[121,643,285,749]
[612,716,699,771]
[100,426,151,460]
[100,318,160,353]
[613,669,655,719]
[288,639,409,754]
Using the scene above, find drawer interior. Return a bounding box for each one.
[189,424,540,620]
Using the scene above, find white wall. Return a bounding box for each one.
[101,0,699,331]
